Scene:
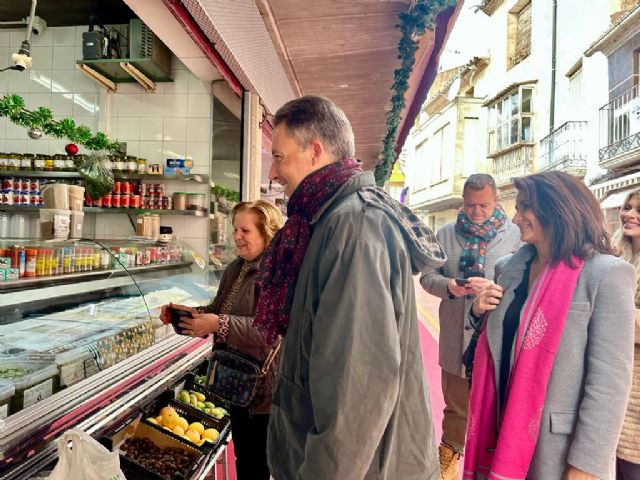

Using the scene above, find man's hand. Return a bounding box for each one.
[563,466,598,480]
[465,276,491,295]
[179,313,220,337]
[471,283,504,317]
[447,278,468,297]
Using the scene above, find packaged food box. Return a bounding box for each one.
[0,360,59,414]
[0,383,15,420]
[163,166,190,176]
[1,268,19,281]
[0,257,10,268]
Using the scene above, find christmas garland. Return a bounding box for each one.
[374,0,455,186]
[0,93,119,151]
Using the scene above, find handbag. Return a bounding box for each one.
[207,341,280,407]
[206,258,281,407]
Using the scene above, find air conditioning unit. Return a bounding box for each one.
[128,19,171,79]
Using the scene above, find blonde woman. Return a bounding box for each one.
[161,200,284,480]
[614,190,640,479]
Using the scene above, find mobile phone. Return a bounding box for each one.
[455,278,470,286]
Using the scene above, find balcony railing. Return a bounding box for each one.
[538,121,588,175]
[492,144,534,187]
[599,83,640,166]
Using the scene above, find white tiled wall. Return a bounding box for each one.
[0,26,215,258]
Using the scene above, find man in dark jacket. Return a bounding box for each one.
[253,95,447,479]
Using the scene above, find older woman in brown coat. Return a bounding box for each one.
[162,200,284,480]
[614,190,640,479]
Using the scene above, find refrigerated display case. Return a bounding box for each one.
[0,238,230,479]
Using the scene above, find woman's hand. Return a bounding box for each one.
[179,312,220,337]
[465,276,492,296]
[563,466,598,480]
[159,303,198,325]
[472,283,504,317]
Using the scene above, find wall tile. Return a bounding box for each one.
[140,117,163,141]
[116,117,140,141]
[25,139,50,154]
[164,117,187,142]
[74,115,98,131]
[31,46,53,70]
[115,93,142,117]
[123,140,140,157]
[185,141,211,172]
[73,93,99,116]
[53,27,76,46]
[51,93,74,116]
[73,70,99,94]
[6,117,27,139]
[186,118,211,142]
[28,92,51,109]
[0,66,7,94]
[10,30,27,49]
[29,70,52,93]
[141,92,164,117]
[7,70,29,93]
[188,75,210,95]
[157,216,185,237]
[51,70,75,93]
[164,94,188,117]
[162,141,187,159]
[187,94,211,118]
[0,118,6,140]
[164,69,189,94]
[52,46,75,70]
[49,139,67,155]
[0,138,6,153]
[138,141,163,163]
[0,32,10,47]
[173,58,187,70]
[30,28,54,47]
[5,139,26,152]
[116,83,144,95]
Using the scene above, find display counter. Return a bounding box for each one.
[0,238,229,480]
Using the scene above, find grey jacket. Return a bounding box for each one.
[420,218,521,377]
[478,245,636,480]
[267,172,445,480]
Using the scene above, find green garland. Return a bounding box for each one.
[374,0,456,186]
[0,94,119,151]
[211,185,240,203]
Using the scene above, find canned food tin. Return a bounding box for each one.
[2,178,14,190]
[112,194,121,208]
[30,179,39,191]
[12,178,20,191]
[131,195,140,209]
[121,194,130,208]
[29,192,39,206]
[113,181,121,194]
[103,194,112,208]
[20,179,29,191]
[1,190,13,205]
[93,196,103,207]
[20,191,30,206]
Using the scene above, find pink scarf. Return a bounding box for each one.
[464,256,584,480]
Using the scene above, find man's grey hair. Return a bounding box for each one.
[273,95,355,160]
[463,173,497,197]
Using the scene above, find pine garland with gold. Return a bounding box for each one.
[375,0,456,186]
[0,93,119,151]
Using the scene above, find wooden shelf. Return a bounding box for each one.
[0,170,209,183]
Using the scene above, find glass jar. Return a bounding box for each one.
[103,156,113,171]
[0,153,7,171]
[53,154,65,171]
[20,154,33,171]
[137,158,147,174]
[8,153,21,171]
[65,155,76,172]
[35,249,46,276]
[125,156,137,173]
[32,154,44,171]
[113,156,125,172]
[44,155,54,172]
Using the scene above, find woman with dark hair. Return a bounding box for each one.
[464,171,636,480]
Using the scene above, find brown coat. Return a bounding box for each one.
[618,310,640,464]
[204,256,278,414]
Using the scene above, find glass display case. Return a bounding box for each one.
[0,237,226,479]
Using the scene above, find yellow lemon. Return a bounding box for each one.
[185,429,200,443]
[202,428,219,442]
[177,417,189,430]
[194,392,206,402]
[188,422,205,435]
[155,415,164,426]
[160,406,176,417]
[172,426,185,436]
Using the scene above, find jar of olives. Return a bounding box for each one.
[33,154,45,171]
[8,153,21,171]
[44,155,54,171]
[125,155,137,173]
[65,155,76,172]
[20,153,34,170]
[0,153,8,171]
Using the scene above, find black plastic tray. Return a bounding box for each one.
[141,391,230,452]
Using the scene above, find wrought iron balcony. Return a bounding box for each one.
[538,121,588,176]
[491,144,534,187]
[599,83,640,168]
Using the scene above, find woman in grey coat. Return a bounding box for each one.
[466,171,636,480]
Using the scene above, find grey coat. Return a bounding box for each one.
[267,172,444,480]
[420,218,521,377]
[477,245,636,479]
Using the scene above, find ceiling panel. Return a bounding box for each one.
[0,0,136,27]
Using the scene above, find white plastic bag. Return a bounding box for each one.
[47,429,126,480]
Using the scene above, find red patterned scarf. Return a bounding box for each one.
[253,158,362,342]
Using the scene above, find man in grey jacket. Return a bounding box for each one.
[255,95,447,480]
[420,174,520,480]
